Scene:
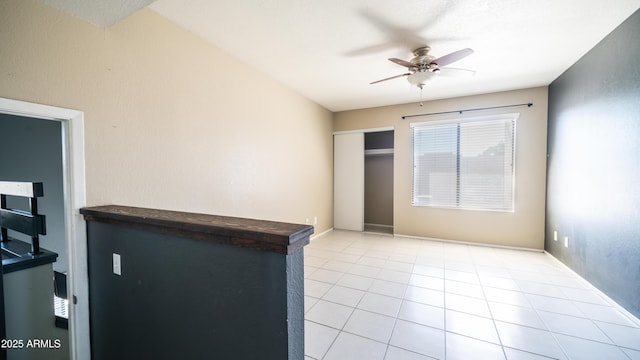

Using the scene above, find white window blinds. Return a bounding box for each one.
[411,113,517,211]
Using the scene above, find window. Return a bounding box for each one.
[411,113,517,211]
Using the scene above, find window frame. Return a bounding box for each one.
[410,113,518,212]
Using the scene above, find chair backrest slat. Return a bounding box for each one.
[0,181,46,254]
[0,181,44,198]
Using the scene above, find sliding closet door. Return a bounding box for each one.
[334,132,364,231]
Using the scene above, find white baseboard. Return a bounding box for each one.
[310,227,333,241]
[544,250,640,327]
[393,233,544,253]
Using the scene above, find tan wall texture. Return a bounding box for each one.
[335,87,548,249]
[0,0,549,248]
[0,0,334,233]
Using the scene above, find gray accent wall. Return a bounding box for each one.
[546,9,640,319]
[0,114,66,273]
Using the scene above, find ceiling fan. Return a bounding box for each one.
[370,46,475,89]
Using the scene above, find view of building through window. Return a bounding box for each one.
[411,114,517,211]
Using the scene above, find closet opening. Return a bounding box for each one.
[364,130,394,235]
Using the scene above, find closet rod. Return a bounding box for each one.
[401,102,533,120]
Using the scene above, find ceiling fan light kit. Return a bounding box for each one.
[407,70,437,88]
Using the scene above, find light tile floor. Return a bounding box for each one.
[304,230,640,360]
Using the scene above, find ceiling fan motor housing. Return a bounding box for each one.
[410,46,436,67]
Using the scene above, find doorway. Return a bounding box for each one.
[0,98,88,360]
[333,127,394,234]
[0,114,70,360]
[364,131,394,234]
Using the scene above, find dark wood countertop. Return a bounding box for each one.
[80,205,313,255]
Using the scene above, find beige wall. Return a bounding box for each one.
[0,1,549,247]
[0,0,334,233]
[335,87,548,249]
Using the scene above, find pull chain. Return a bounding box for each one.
[419,85,424,107]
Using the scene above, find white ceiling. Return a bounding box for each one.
[43,0,640,112]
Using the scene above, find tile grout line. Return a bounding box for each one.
[474,255,510,360]
[306,231,640,359]
[443,266,448,360]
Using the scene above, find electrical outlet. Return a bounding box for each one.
[554,230,558,241]
[113,253,122,275]
[564,236,569,248]
[314,216,318,225]
[305,218,309,225]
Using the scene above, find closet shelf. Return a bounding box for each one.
[365,149,394,156]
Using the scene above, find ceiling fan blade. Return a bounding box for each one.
[437,67,476,77]
[432,48,474,67]
[389,58,416,69]
[370,73,411,84]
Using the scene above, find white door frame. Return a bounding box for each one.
[0,98,89,360]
